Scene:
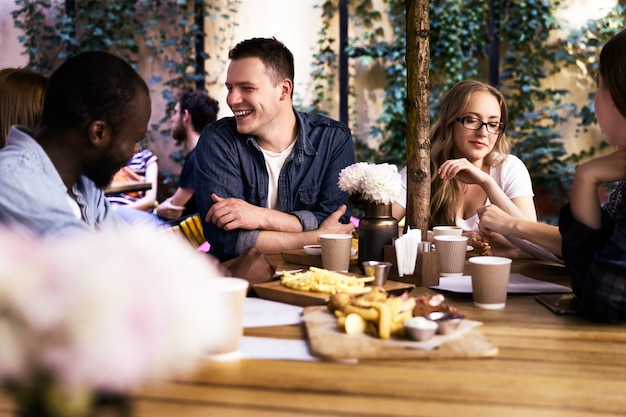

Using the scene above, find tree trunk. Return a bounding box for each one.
[405,0,431,241]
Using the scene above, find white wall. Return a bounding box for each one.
[0,0,29,69]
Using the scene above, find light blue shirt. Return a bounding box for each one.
[0,126,127,237]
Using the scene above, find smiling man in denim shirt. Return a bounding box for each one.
[195,37,356,261]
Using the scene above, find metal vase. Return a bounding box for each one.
[357,201,398,271]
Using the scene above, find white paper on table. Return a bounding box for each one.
[238,337,358,363]
[243,297,304,328]
[429,273,573,294]
[239,336,319,361]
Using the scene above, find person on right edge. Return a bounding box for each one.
[558,28,626,323]
[195,37,355,262]
[156,89,219,221]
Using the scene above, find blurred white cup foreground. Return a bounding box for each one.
[320,233,353,272]
[469,256,512,310]
[204,277,249,361]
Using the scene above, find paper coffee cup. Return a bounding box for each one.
[320,233,353,272]
[469,256,512,309]
[434,235,468,276]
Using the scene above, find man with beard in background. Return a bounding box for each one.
[156,89,219,221]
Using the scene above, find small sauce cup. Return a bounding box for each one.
[426,311,464,335]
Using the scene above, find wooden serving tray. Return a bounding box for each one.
[281,248,358,268]
[303,306,498,360]
[253,279,415,307]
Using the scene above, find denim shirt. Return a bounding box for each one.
[195,109,355,261]
[0,126,127,237]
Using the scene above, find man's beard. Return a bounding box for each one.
[172,121,187,143]
[86,158,126,189]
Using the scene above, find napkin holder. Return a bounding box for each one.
[383,245,440,287]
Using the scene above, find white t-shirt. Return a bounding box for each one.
[395,154,534,231]
[260,142,295,210]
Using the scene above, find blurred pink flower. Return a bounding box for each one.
[0,227,224,394]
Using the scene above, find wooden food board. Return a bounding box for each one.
[281,248,358,268]
[303,306,498,360]
[253,279,415,307]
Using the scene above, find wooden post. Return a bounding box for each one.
[405,0,431,241]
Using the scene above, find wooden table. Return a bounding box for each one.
[1,255,624,416]
[133,255,626,416]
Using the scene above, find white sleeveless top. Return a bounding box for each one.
[396,154,534,231]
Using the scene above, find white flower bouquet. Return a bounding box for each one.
[338,162,402,204]
[0,227,224,415]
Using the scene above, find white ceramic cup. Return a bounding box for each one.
[433,225,463,237]
[434,235,468,276]
[469,256,512,310]
[203,276,249,361]
[320,233,353,272]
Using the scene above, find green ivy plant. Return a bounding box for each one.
[11,0,240,196]
[310,0,624,196]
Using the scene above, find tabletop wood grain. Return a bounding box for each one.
[1,254,624,417]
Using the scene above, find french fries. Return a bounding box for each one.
[329,290,417,339]
[280,267,374,294]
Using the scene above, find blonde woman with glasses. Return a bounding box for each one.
[393,80,536,250]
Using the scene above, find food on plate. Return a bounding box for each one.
[351,238,358,256]
[329,290,460,340]
[329,288,416,339]
[412,293,459,317]
[280,267,374,294]
[342,313,368,335]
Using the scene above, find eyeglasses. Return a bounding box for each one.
[456,117,505,135]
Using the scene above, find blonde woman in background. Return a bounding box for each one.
[0,68,48,147]
[393,80,537,253]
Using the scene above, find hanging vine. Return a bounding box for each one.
[11,0,239,136]
[310,0,625,192]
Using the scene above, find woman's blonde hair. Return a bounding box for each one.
[429,80,510,227]
[0,68,48,147]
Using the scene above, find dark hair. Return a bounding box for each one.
[599,28,626,119]
[228,37,295,86]
[39,51,149,136]
[0,68,48,147]
[178,89,219,132]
